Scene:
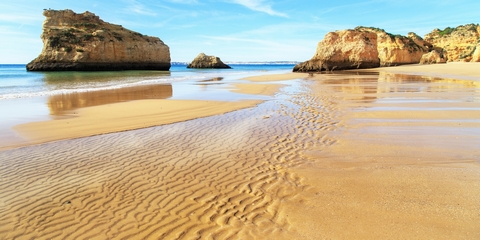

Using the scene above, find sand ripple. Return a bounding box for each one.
[0,81,339,239]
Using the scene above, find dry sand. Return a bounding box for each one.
[1,63,480,239]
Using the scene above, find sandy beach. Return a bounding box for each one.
[359,62,480,81]
[1,63,480,239]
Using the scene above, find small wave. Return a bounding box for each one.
[0,75,204,100]
[0,66,294,100]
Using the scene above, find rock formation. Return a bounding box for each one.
[293,30,380,72]
[424,24,480,62]
[187,53,231,69]
[471,44,480,62]
[355,27,430,66]
[27,9,170,71]
[294,23,480,72]
[419,50,446,64]
[293,27,431,72]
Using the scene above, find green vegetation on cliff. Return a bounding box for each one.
[435,24,479,37]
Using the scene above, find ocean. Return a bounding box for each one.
[0,63,296,100]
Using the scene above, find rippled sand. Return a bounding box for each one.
[1,66,480,239]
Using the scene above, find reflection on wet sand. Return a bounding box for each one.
[41,70,171,86]
[196,77,225,89]
[48,84,172,115]
[316,72,480,104]
[198,77,224,83]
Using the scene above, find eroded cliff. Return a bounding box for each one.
[294,24,479,72]
[293,30,380,72]
[27,9,171,71]
[355,27,430,66]
[424,24,480,62]
[293,27,429,72]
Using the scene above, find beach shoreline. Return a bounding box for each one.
[1,63,479,239]
[0,69,301,150]
[6,62,480,151]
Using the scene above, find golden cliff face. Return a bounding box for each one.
[293,30,380,72]
[294,24,479,72]
[293,27,432,72]
[27,9,171,71]
[355,27,429,66]
[472,45,480,62]
[419,50,446,64]
[424,24,480,62]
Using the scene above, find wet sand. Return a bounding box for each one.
[1,80,284,150]
[1,64,480,239]
[360,62,480,81]
[285,70,480,239]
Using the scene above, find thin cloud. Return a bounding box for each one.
[123,0,158,16]
[168,0,198,4]
[230,0,288,17]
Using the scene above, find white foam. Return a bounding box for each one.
[0,65,294,100]
[0,75,205,100]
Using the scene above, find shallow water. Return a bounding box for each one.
[0,64,295,99]
[0,64,295,148]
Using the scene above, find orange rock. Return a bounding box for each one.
[293,27,432,72]
[424,24,479,62]
[471,44,480,62]
[419,50,446,64]
[293,30,380,72]
[27,9,170,71]
[355,27,429,66]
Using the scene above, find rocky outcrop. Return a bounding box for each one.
[471,44,480,62]
[293,30,380,72]
[424,24,480,62]
[27,9,170,71]
[187,53,231,69]
[355,27,430,66]
[294,24,480,72]
[420,50,446,64]
[293,27,431,72]
[408,32,434,51]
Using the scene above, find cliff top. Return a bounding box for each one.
[354,26,423,41]
[40,9,161,43]
[425,23,480,40]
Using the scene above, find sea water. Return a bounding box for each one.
[0,64,296,100]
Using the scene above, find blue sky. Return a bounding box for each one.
[1,0,479,63]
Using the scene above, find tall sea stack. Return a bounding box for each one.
[26,9,171,71]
